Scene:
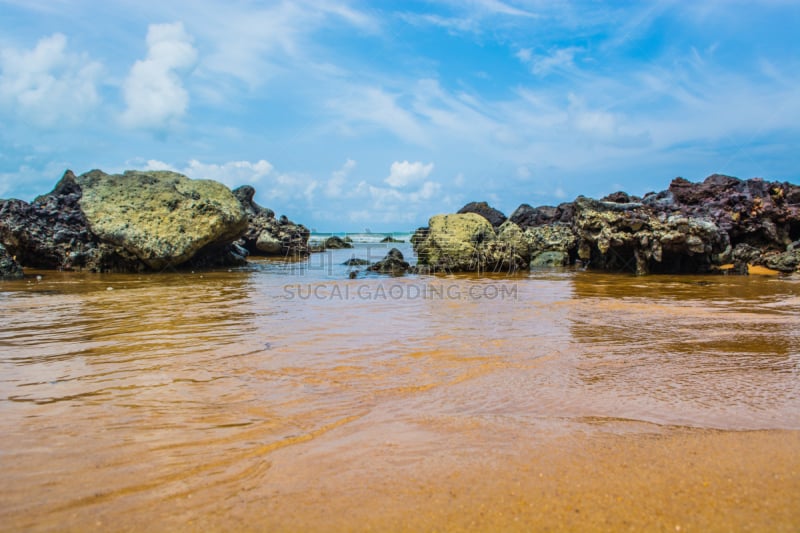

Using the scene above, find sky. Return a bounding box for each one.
[1,0,799,232]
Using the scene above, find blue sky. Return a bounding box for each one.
[1,0,798,231]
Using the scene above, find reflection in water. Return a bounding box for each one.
[0,266,799,530]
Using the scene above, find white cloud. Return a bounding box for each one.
[143,158,274,190]
[191,0,377,88]
[385,160,434,188]
[0,33,102,126]
[517,46,584,76]
[326,158,357,198]
[120,22,197,129]
[327,86,430,144]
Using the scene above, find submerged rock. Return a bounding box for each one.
[368,248,411,275]
[0,243,23,279]
[233,185,309,257]
[343,257,371,266]
[323,236,353,249]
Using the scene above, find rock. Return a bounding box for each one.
[256,233,283,254]
[524,224,577,267]
[509,202,574,230]
[368,248,411,275]
[531,251,570,267]
[76,170,248,270]
[342,257,371,266]
[380,236,404,243]
[457,201,507,228]
[763,249,800,273]
[0,243,23,279]
[323,236,353,249]
[602,191,641,203]
[1,169,252,272]
[412,213,497,272]
[233,185,309,257]
[572,196,728,275]
[658,175,800,254]
[488,221,531,271]
[1,170,144,271]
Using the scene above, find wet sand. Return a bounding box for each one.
[1,259,799,531]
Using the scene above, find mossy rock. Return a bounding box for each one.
[76,170,247,269]
[414,213,496,271]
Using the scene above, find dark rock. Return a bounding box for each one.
[0,243,23,279]
[368,248,411,275]
[659,175,800,266]
[572,196,728,275]
[380,236,404,243]
[233,185,309,257]
[0,171,144,272]
[323,236,353,249]
[457,201,507,228]
[602,191,642,203]
[509,202,575,230]
[342,257,370,266]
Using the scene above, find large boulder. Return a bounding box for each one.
[0,169,251,272]
[412,213,497,272]
[0,243,23,279]
[233,186,309,257]
[457,201,507,228]
[75,170,248,270]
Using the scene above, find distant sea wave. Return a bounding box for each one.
[309,232,414,244]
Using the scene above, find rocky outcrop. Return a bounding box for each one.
[646,175,800,273]
[457,201,507,228]
[414,175,800,275]
[0,169,256,272]
[233,185,309,257]
[0,243,23,279]
[572,196,728,275]
[368,248,411,275]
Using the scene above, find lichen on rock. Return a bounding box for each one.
[76,170,248,270]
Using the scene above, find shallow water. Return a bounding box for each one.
[1,246,799,531]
